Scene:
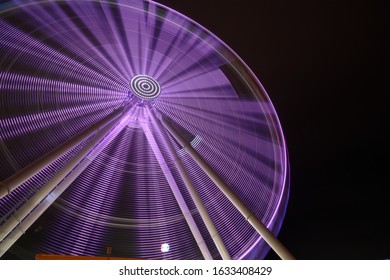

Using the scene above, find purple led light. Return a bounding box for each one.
[0,0,289,260]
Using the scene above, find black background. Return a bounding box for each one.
[157,0,389,259]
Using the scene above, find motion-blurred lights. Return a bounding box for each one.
[161,243,170,253]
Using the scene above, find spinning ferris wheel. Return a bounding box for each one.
[0,0,294,260]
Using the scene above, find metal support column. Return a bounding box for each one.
[141,120,213,260]
[149,108,231,260]
[0,105,134,256]
[158,112,295,260]
[0,106,128,199]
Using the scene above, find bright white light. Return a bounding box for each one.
[161,243,170,253]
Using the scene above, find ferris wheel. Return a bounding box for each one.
[0,0,293,260]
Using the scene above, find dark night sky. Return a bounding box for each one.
[157,0,389,259]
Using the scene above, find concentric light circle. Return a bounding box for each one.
[131,74,161,100]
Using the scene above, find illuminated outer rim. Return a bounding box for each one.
[0,0,289,260]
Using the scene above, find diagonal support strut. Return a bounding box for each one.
[155,110,295,260]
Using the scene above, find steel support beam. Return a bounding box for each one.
[141,119,213,260]
[149,108,231,260]
[0,105,134,256]
[0,106,127,199]
[158,112,295,260]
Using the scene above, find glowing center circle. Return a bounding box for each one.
[130,74,161,100]
[161,243,170,253]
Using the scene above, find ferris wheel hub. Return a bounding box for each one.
[130,74,161,100]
